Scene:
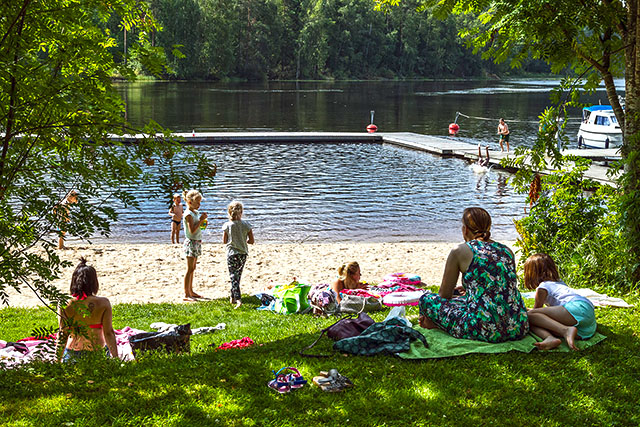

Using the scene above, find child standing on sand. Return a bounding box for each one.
[182,189,208,300]
[168,194,184,244]
[57,190,78,249]
[524,253,596,350]
[222,201,254,309]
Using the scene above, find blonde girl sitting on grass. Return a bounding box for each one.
[182,189,208,301]
[524,253,597,351]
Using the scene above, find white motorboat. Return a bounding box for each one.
[577,105,623,148]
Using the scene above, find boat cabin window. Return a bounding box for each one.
[595,115,610,126]
[610,115,618,124]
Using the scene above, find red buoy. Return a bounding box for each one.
[367,124,378,133]
[448,123,460,135]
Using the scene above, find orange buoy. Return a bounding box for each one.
[449,123,460,135]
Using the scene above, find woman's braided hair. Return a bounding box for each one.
[462,207,492,241]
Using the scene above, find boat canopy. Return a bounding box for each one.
[583,105,614,112]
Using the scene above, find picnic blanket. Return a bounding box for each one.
[522,288,633,308]
[0,327,145,368]
[397,327,607,359]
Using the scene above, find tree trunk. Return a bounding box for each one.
[623,0,640,284]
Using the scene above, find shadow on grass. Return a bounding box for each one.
[1,297,639,426]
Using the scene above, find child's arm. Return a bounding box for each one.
[55,305,69,362]
[247,230,254,244]
[533,288,548,309]
[168,206,174,217]
[101,300,118,359]
[185,215,197,234]
[223,230,229,244]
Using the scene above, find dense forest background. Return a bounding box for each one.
[107,0,551,80]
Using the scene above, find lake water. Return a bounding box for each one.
[103,80,617,243]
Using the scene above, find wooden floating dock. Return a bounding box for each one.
[118,131,620,185]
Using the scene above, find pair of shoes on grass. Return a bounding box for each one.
[312,369,354,392]
[268,367,307,393]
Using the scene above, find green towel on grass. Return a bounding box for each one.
[397,327,607,359]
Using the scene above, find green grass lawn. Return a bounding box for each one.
[1,294,639,427]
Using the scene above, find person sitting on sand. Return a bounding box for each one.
[331,261,366,303]
[56,257,118,362]
[523,253,596,351]
[418,207,529,342]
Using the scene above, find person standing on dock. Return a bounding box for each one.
[498,118,510,152]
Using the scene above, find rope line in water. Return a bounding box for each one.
[456,112,581,124]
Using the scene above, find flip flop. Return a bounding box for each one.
[268,367,307,393]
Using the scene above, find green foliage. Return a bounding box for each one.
[504,82,631,292]
[136,0,550,80]
[0,0,216,310]
[513,168,628,293]
[1,298,639,425]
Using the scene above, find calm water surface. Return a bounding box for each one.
[101,80,621,243]
[109,143,520,243]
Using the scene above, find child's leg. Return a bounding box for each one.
[529,325,562,350]
[184,256,197,298]
[227,254,247,303]
[528,306,579,350]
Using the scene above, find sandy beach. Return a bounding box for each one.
[5,241,518,308]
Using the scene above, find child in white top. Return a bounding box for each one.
[524,253,596,350]
[168,194,184,244]
[222,201,254,309]
[182,189,208,300]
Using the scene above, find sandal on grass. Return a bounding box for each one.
[312,368,354,392]
[268,367,307,393]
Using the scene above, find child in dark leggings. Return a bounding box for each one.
[222,201,254,309]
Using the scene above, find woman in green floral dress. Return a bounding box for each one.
[419,207,529,343]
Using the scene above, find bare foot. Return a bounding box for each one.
[564,326,579,351]
[191,293,203,299]
[419,315,437,329]
[533,336,562,350]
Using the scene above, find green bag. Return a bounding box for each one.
[272,281,311,315]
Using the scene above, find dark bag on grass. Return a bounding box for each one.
[299,313,374,358]
[327,312,375,340]
[129,323,192,357]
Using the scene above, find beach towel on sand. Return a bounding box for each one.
[397,327,607,359]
